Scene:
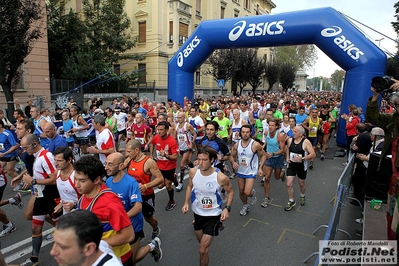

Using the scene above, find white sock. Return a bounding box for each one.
[300,194,305,197]
[8,198,15,204]
[149,242,156,251]
[5,222,12,227]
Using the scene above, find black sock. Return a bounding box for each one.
[168,188,174,201]
[188,162,194,168]
[32,234,43,257]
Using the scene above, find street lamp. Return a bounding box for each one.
[375,38,384,47]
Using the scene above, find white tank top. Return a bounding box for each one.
[231,120,242,142]
[72,116,89,138]
[56,170,79,214]
[191,168,222,216]
[240,110,250,123]
[176,122,191,151]
[237,139,258,177]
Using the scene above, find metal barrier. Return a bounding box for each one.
[303,153,355,265]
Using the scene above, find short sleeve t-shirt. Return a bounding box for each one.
[150,135,179,170]
[96,129,116,165]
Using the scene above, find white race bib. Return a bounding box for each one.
[136,138,144,144]
[289,152,302,161]
[200,195,217,209]
[239,156,250,167]
[177,134,187,142]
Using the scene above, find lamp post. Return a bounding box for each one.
[375,38,385,47]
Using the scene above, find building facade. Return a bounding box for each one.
[65,0,277,101]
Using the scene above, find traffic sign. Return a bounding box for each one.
[217,79,225,88]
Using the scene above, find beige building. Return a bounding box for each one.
[0,1,51,112]
[65,0,277,100]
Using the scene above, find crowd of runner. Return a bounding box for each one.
[0,90,353,266]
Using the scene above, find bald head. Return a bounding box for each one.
[126,139,142,150]
[43,122,56,139]
[108,152,125,164]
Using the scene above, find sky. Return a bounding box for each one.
[273,0,398,78]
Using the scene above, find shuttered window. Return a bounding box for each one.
[179,22,188,44]
[139,22,146,43]
[169,21,173,42]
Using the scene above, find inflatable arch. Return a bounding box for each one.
[168,7,387,146]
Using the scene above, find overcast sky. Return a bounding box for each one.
[272,0,398,78]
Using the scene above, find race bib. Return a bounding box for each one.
[127,131,132,137]
[32,184,44,198]
[200,195,217,209]
[0,143,4,151]
[156,150,167,160]
[239,156,250,167]
[219,126,224,131]
[289,152,302,161]
[233,132,240,140]
[117,123,123,129]
[178,134,187,142]
[212,112,217,117]
[148,118,153,124]
[311,127,317,133]
[136,138,145,144]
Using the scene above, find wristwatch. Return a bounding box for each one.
[224,206,231,212]
[31,179,37,185]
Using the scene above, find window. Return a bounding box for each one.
[195,70,201,85]
[244,0,249,9]
[221,7,225,19]
[139,22,146,43]
[179,22,188,44]
[196,0,201,16]
[169,21,173,43]
[138,64,146,83]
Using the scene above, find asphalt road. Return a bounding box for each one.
[1,138,364,266]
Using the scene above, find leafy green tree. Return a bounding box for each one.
[274,45,317,71]
[0,0,42,120]
[247,56,265,95]
[330,70,346,91]
[47,1,85,79]
[264,62,280,92]
[47,0,141,89]
[203,49,234,82]
[231,48,259,95]
[279,63,296,91]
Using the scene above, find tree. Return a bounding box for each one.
[203,49,234,82]
[386,56,399,78]
[330,69,346,91]
[274,45,317,71]
[264,62,280,92]
[247,56,264,95]
[0,0,43,120]
[47,1,86,79]
[279,63,296,91]
[47,0,142,89]
[231,48,259,95]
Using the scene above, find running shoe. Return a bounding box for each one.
[0,223,16,237]
[151,227,161,239]
[261,197,271,208]
[239,205,250,216]
[150,237,163,262]
[309,161,314,170]
[46,230,54,241]
[20,258,39,266]
[355,218,363,224]
[176,182,184,192]
[320,154,325,161]
[249,189,257,206]
[284,200,296,211]
[165,200,176,211]
[11,193,24,209]
[300,196,306,206]
[260,176,265,184]
[13,182,30,193]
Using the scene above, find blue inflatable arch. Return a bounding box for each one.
[168,7,387,146]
